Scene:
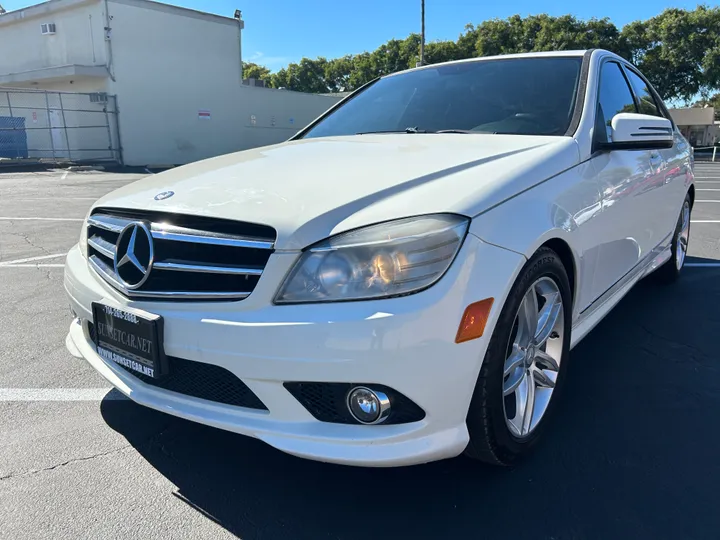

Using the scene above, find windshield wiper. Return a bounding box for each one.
[433,129,475,134]
[357,127,427,134]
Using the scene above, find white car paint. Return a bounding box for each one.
[64,49,693,466]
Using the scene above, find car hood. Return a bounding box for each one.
[94,134,579,250]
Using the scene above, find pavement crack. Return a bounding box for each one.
[0,444,131,481]
[2,230,54,258]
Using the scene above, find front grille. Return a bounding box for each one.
[284,382,426,425]
[88,322,267,410]
[87,208,276,301]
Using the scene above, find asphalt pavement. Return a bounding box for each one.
[1,163,719,540]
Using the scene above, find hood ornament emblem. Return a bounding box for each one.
[154,191,174,201]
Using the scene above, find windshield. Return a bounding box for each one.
[301,57,583,138]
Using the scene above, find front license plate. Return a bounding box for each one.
[91,303,168,379]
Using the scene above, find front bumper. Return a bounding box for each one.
[64,234,524,466]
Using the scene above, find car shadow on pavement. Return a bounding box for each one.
[101,259,720,540]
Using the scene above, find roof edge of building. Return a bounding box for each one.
[0,0,240,28]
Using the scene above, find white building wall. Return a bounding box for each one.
[105,0,340,166]
[106,0,245,166]
[0,0,106,77]
[0,0,341,166]
[237,86,341,151]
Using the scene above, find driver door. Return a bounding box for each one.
[588,61,656,301]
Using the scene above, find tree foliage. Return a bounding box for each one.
[242,62,272,84]
[253,7,720,102]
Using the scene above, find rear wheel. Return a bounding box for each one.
[464,248,572,465]
[653,194,691,284]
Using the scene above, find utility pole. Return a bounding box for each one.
[417,0,426,67]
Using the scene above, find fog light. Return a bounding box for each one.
[347,386,391,424]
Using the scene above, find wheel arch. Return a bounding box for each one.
[688,183,695,208]
[539,238,577,305]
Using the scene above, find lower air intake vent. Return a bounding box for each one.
[89,322,267,410]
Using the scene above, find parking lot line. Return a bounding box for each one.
[686,263,720,268]
[10,197,96,201]
[697,189,720,191]
[0,264,65,268]
[0,388,122,401]
[694,200,720,203]
[0,254,66,266]
[691,220,720,223]
[0,217,83,222]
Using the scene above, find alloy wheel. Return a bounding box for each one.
[502,277,565,438]
[676,201,690,270]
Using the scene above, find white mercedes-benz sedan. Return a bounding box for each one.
[64,49,693,467]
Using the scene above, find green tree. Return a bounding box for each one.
[242,62,272,83]
[324,55,354,92]
[270,58,329,93]
[254,7,720,101]
[623,6,720,101]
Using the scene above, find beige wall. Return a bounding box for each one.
[106,0,244,165]
[105,0,340,166]
[0,0,341,165]
[236,86,341,151]
[0,0,106,77]
[669,107,715,127]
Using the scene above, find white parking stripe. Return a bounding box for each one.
[691,220,720,223]
[0,217,83,222]
[0,254,65,266]
[695,200,720,203]
[7,197,96,201]
[0,264,65,268]
[697,189,720,191]
[0,388,122,401]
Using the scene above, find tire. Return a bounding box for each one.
[464,247,572,466]
[652,194,691,284]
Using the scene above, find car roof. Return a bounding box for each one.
[385,49,592,79]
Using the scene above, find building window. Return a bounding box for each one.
[40,23,57,35]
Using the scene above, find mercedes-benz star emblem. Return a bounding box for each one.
[114,222,154,290]
[154,191,174,201]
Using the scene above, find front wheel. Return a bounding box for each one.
[653,194,691,284]
[464,247,572,465]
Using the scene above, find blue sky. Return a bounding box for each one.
[3,0,718,70]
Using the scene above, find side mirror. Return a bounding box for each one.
[600,113,674,151]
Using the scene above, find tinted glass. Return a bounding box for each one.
[595,62,637,143]
[625,69,662,117]
[301,57,583,138]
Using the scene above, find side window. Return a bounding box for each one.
[624,69,662,117]
[595,62,637,144]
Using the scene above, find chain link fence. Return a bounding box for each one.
[0,88,121,165]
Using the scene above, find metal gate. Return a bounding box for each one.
[0,88,121,165]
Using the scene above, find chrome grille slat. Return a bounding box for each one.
[151,228,274,250]
[89,256,253,300]
[88,214,133,233]
[87,236,116,259]
[153,261,264,276]
[86,209,276,302]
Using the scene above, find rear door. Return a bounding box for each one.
[588,60,655,301]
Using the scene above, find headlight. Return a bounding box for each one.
[274,214,469,304]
